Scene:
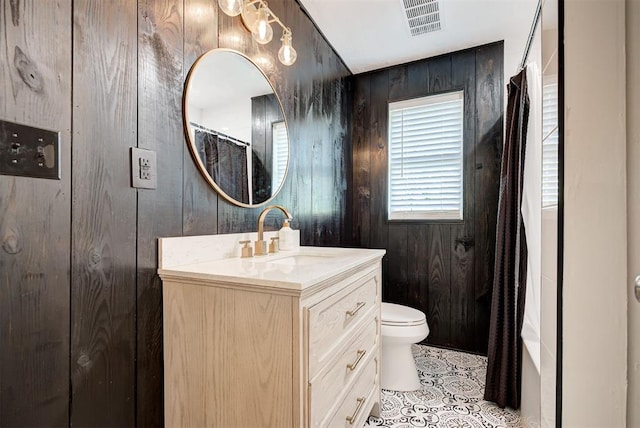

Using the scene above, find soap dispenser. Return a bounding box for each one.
[278,219,295,251]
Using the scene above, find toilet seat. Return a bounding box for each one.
[381,302,426,327]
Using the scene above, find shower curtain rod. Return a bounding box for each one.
[189,122,250,147]
[519,0,542,71]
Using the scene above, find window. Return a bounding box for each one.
[542,81,559,207]
[271,121,288,190]
[388,91,464,220]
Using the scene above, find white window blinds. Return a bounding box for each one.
[542,81,559,208]
[388,91,464,220]
[271,121,288,191]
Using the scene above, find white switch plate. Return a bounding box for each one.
[131,147,157,189]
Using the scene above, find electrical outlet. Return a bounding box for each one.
[131,148,157,189]
[139,157,151,180]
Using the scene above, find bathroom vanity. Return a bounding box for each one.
[158,233,385,427]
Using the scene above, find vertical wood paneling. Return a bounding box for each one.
[407,225,430,313]
[474,44,503,354]
[386,223,409,305]
[426,225,452,345]
[256,0,297,240]
[352,75,371,247]
[309,29,329,243]
[291,21,323,245]
[137,0,184,425]
[0,0,71,425]
[406,61,431,320]
[214,0,350,246]
[450,51,477,351]
[182,0,218,236]
[426,54,454,347]
[407,60,429,98]
[338,76,352,246]
[0,0,350,423]
[368,70,390,302]
[251,94,283,205]
[297,0,350,246]
[217,201,259,235]
[388,65,408,101]
[71,0,138,425]
[351,43,503,353]
[288,89,311,243]
[428,56,452,93]
[369,71,389,251]
[386,65,409,305]
[311,74,331,244]
[312,76,347,246]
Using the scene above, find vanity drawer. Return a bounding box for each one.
[323,356,378,428]
[309,317,377,427]
[307,272,378,375]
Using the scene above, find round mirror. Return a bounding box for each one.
[183,49,290,207]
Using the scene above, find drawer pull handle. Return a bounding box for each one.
[346,301,366,317]
[346,397,365,425]
[347,350,366,371]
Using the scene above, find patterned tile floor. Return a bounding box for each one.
[364,345,523,428]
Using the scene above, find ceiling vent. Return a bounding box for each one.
[401,0,442,36]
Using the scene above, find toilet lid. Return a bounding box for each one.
[381,302,427,326]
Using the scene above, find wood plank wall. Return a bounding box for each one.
[0,0,350,425]
[351,43,504,354]
[0,1,72,426]
[251,94,283,204]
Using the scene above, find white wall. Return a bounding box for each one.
[522,346,542,427]
[627,0,640,425]
[539,0,559,425]
[563,0,627,426]
[540,207,557,427]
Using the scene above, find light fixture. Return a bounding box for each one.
[218,0,242,17]
[252,6,273,44]
[278,28,297,66]
[240,1,259,32]
[219,0,297,66]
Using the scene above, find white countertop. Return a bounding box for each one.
[158,246,386,291]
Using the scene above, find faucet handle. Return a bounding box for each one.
[269,237,279,254]
[239,240,253,258]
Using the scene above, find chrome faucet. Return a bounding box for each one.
[255,205,293,256]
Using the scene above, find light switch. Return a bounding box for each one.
[0,119,60,179]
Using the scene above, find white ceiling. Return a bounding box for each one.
[297,0,539,74]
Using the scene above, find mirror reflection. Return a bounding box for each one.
[184,49,289,206]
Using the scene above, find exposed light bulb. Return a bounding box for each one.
[229,0,299,63]
[251,7,273,44]
[278,30,297,66]
[218,0,242,17]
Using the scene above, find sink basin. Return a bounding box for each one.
[264,254,336,266]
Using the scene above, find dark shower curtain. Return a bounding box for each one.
[484,68,529,409]
[195,129,249,204]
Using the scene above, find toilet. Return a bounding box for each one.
[380,302,430,391]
